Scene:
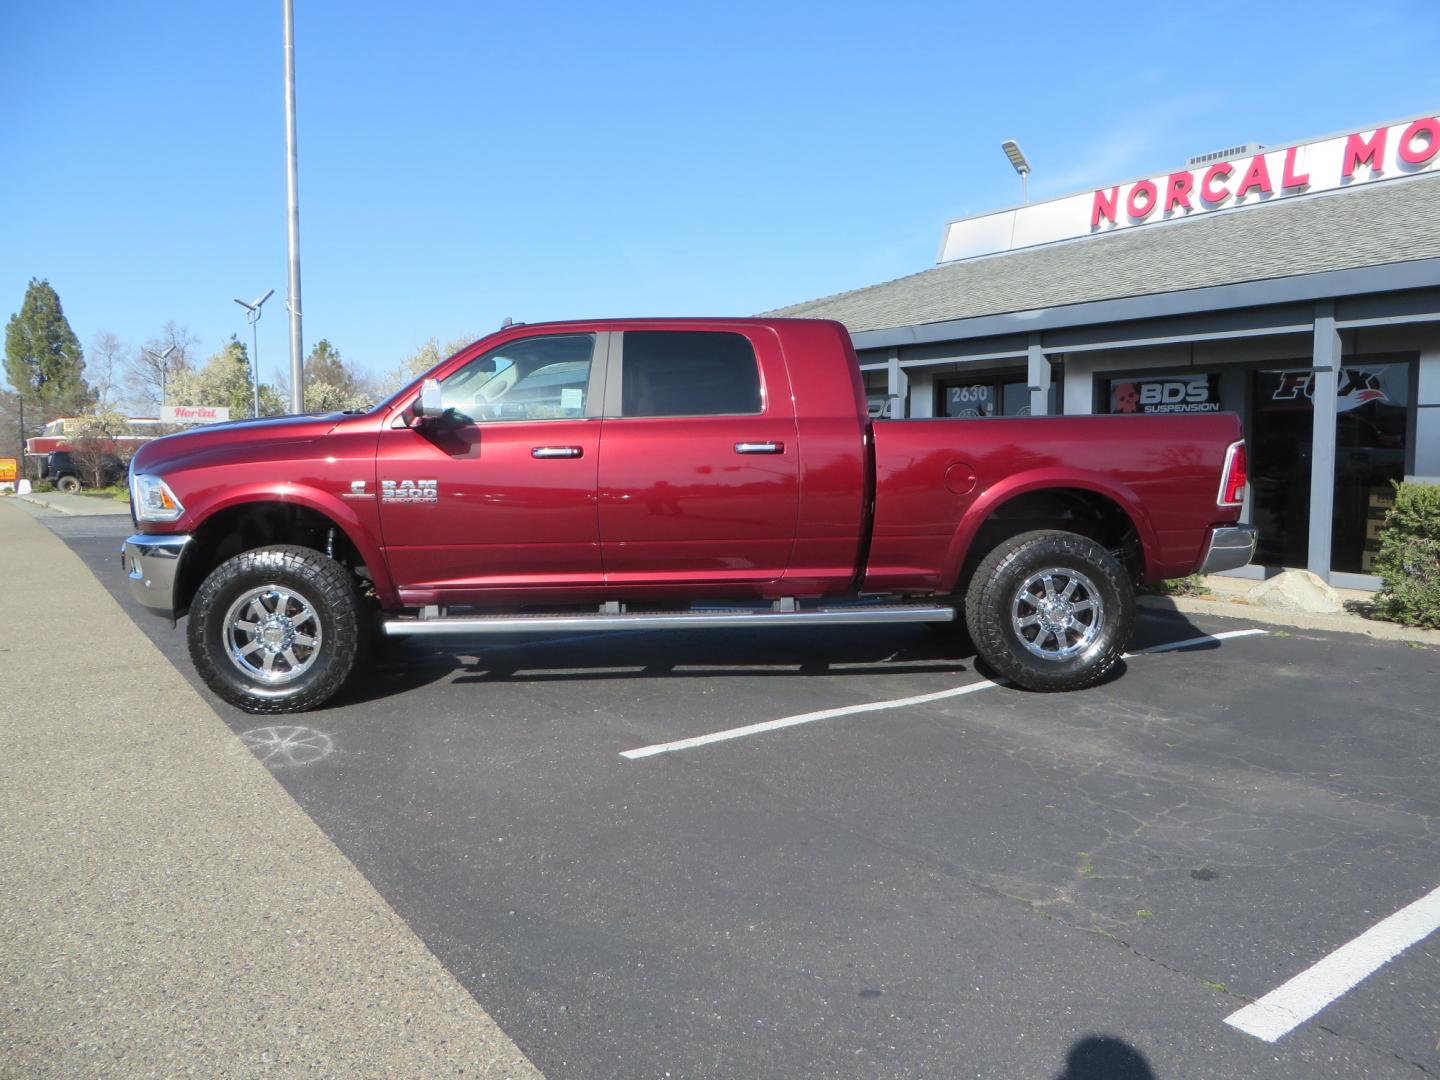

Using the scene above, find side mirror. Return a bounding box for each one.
[416,378,443,418]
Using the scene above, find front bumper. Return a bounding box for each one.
[1197,525,1257,575]
[121,533,191,619]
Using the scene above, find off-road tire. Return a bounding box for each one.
[56,475,81,493]
[964,530,1133,692]
[187,545,363,714]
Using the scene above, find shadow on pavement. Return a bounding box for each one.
[1055,1034,1157,1079]
[334,606,1213,707]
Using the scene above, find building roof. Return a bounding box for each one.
[764,174,1440,333]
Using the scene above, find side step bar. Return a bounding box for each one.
[382,604,956,637]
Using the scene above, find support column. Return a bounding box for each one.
[1413,341,1440,480]
[1307,304,1340,582]
[886,349,908,419]
[1027,334,1050,416]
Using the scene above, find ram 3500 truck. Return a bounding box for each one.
[122,318,1255,713]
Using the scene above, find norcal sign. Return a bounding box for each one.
[160,405,231,424]
[938,114,1440,263]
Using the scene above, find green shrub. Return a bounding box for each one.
[1139,574,1210,597]
[1373,480,1440,629]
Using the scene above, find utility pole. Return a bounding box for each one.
[283,0,304,413]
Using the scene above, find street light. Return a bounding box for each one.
[234,289,275,417]
[1002,139,1032,201]
[144,344,176,405]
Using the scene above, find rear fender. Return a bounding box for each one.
[939,469,1159,593]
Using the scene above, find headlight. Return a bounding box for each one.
[132,473,186,522]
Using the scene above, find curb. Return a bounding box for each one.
[14,493,75,515]
[1138,593,1440,647]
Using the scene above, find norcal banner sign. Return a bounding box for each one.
[939,114,1440,263]
[161,405,230,424]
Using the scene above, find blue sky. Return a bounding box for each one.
[3,1,1437,389]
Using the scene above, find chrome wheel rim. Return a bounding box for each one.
[223,586,323,685]
[1011,567,1105,662]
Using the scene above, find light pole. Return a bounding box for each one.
[144,344,175,405]
[234,289,275,417]
[1002,139,1032,202]
[283,0,304,413]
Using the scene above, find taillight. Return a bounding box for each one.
[1218,440,1247,507]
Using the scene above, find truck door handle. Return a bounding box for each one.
[532,446,583,459]
[734,441,784,455]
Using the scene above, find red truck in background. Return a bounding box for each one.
[120,318,1254,714]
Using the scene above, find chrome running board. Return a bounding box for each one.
[382,603,955,637]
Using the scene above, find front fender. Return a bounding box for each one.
[182,482,397,606]
[938,468,1160,593]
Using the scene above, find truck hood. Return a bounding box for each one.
[130,412,349,475]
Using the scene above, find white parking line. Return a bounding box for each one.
[1126,627,1269,656]
[620,627,1268,760]
[1225,883,1440,1042]
[620,678,1006,759]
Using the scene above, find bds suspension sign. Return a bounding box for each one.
[939,114,1440,263]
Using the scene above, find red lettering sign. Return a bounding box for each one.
[1091,186,1119,227]
[1281,145,1311,190]
[1398,117,1440,166]
[1164,171,1194,211]
[1235,154,1274,198]
[1200,162,1233,203]
[1342,128,1387,177]
[1126,180,1158,219]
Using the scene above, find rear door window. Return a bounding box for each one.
[619,331,762,417]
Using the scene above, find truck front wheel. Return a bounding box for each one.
[187,545,364,714]
[964,530,1132,692]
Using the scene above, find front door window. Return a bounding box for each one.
[441,333,596,422]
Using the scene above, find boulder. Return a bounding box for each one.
[1245,570,1344,614]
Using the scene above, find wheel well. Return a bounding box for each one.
[176,502,366,617]
[957,488,1143,594]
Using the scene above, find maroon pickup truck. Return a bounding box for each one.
[122,318,1254,713]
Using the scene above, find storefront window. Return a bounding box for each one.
[938,375,1051,417]
[1104,373,1222,415]
[1250,362,1411,574]
[942,382,997,417]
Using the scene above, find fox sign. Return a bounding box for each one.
[938,114,1439,263]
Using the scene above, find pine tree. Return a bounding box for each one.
[303,339,351,392]
[4,279,94,422]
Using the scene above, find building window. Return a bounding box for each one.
[1104,373,1223,414]
[1251,361,1413,574]
[937,375,1045,417]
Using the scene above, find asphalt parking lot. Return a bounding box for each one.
[41,507,1440,1079]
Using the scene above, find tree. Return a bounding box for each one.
[296,338,374,411]
[68,407,131,489]
[4,279,94,423]
[88,331,128,410]
[123,322,199,412]
[377,334,477,396]
[166,335,285,419]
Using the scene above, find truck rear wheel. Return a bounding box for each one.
[964,530,1132,692]
[187,545,364,714]
[56,475,81,493]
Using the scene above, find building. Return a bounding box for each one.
[767,113,1440,588]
